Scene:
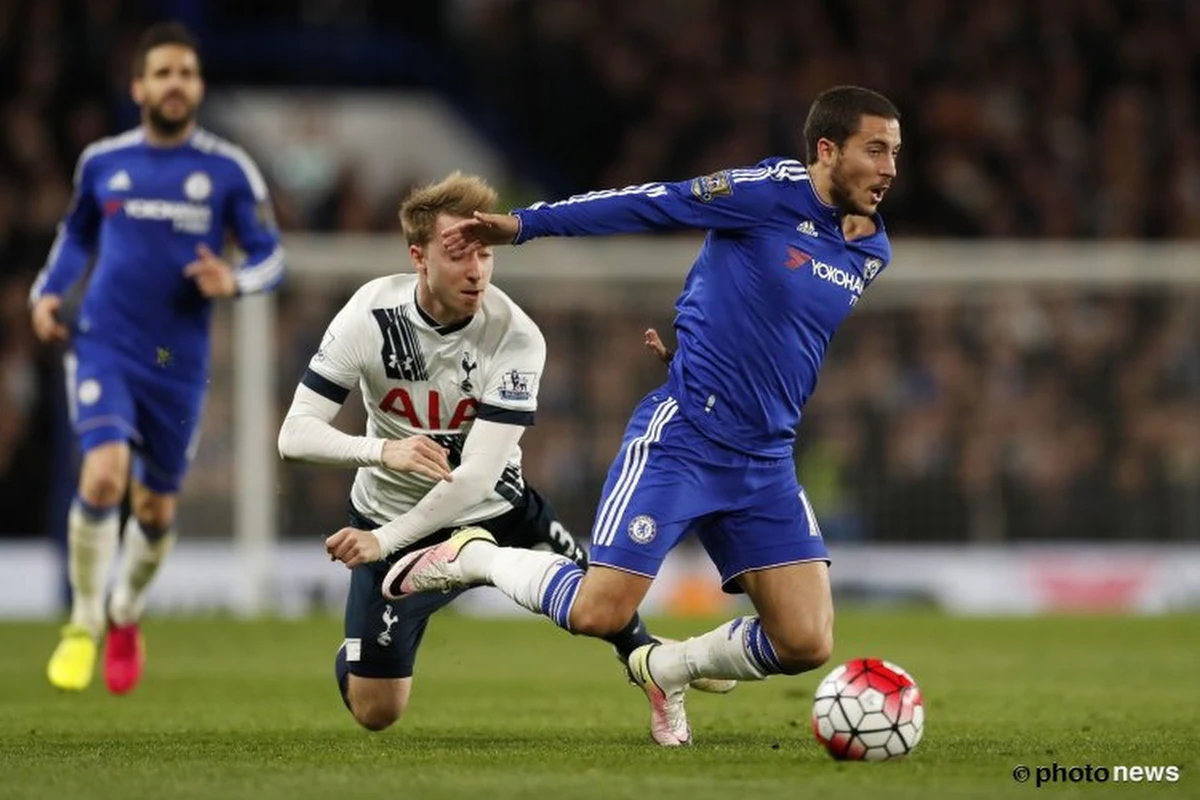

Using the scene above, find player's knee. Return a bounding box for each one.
[349,696,406,732]
[769,620,834,675]
[130,490,176,531]
[133,510,174,535]
[567,601,627,639]
[80,473,125,508]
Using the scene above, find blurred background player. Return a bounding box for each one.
[29,22,285,694]
[384,86,900,746]
[280,172,638,730]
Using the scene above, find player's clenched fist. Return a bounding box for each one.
[31,295,70,343]
[381,436,454,482]
[325,527,382,568]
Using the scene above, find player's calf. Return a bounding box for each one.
[348,691,405,732]
[740,560,835,674]
[566,599,639,639]
[343,679,409,731]
[565,565,651,638]
[762,616,834,675]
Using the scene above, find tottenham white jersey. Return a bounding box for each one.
[303,274,545,525]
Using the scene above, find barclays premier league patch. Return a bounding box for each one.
[691,170,733,202]
[499,369,536,402]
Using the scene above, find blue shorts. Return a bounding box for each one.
[588,389,829,592]
[66,341,205,494]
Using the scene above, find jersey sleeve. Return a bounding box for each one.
[223,148,286,296]
[301,293,371,404]
[512,159,803,242]
[29,150,101,303]
[477,319,546,427]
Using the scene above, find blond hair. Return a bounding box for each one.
[399,171,498,246]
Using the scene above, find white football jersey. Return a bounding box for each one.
[304,273,545,526]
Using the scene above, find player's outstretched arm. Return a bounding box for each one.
[471,160,793,250]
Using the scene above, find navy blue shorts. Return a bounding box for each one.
[66,340,205,494]
[342,485,582,679]
[588,389,829,592]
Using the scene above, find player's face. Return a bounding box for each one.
[132,45,204,137]
[827,115,901,216]
[412,214,493,322]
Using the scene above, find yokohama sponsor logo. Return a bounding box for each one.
[123,199,212,233]
[811,260,864,296]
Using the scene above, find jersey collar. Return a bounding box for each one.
[413,290,474,336]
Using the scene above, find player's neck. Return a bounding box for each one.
[807,164,839,210]
[414,289,471,331]
[141,120,196,148]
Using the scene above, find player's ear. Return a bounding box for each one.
[409,243,426,273]
[816,137,839,165]
[131,76,145,106]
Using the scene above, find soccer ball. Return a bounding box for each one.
[812,658,924,761]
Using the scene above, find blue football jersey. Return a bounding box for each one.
[513,159,891,457]
[31,127,285,382]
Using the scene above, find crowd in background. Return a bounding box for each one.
[458,0,1200,239]
[0,0,1197,541]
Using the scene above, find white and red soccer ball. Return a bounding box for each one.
[812,658,924,761]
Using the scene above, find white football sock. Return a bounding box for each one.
[458,543,574,616]
[109,518,177,626]
[67,501,120,638]
[648,617,771,687]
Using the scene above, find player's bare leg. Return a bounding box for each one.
[643,562,833,688]
[343,673,412,731]
[48,441,129,691]
[738,561,834,672]
[105,481,178,695]
[568,567,694,745]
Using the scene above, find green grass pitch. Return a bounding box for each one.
[1,610,1196,799]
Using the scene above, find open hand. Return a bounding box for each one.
[644,328,674,365]
[183,244,238,298]
[382,436,454,482]
[325,527,382,568]
[441,211,519,258]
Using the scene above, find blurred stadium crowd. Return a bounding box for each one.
[0,1,1197,541]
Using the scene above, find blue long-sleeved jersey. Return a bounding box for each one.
[514,158,891,458]
[31,127,285,382]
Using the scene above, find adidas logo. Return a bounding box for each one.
[107,170,131,191]
[796,220,818,237]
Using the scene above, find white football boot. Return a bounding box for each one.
[626,643,692,746]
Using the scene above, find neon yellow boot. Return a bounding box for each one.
[47,624,98,691]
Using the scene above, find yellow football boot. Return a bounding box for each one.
[47,624,97,691]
